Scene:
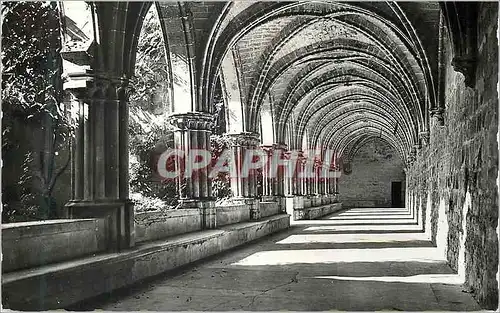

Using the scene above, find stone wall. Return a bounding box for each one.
[135,209,203,243]
[2,219,106,272]
[406,4,498,309]
[339,138,406,208]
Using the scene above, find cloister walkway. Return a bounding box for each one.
[84,208,480,311]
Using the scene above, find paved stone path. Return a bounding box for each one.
[88,207,481,311]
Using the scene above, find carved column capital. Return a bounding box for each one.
[407,146,417,165]
[419,131,430,146]
[451,55,476,87]
[274,143,288,150]
[168,112,214,131]
[260,144,275,154]
[227,132,260,147]
[440,2,478,88]
[430,107,445,126]
[65,70,134,102]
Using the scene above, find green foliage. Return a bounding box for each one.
[128,120,177,206]
[131,6,169,114]
[210,134,233,201]
[2,2,73,222]
[127,6,176,212]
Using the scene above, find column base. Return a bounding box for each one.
[284,195,307,219]
[319,194,328,205]
[261,195,276,202]
[65,199,134,251]
[247,198,261,220]
[325,194,333,204]
[229,197,261,220]
[178,199,216,229]
[277,196,287,214]
[293,209,306,220]
[311,194,322,207]
[302,195,311,208]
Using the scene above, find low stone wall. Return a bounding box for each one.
[259,201,280,218]
[1,219,106,272]
[342,200,384,208]
[135,209,203,243]
[293,203,343,220]
[1,199,291,310]
[311,197,321,207]
[2,214,290,310]
[303,198,312,208]
[130,201,286,243]
[216,204,250,226]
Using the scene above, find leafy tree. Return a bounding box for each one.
[1,2,73,221]
[130,5,170,115]
[127,5,175,211]
[210,134,233,201]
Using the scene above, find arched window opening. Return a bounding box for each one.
[128,4,176,212]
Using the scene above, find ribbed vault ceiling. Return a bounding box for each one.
[212,1,440,166]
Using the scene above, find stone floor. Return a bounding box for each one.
[85,207,481,311]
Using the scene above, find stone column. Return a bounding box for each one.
[228,132,261,220]
[314,163,323,205]
[327,166,335,203]
[274,144,287,213]
[283,153,294,216]
[323,166,328,193]
[334,165,340,202]
[297,151,307,196]
[168,112,216,228]
[65,72,134,251]
[261,145,275,202]
[283,152,293,197]
[320,165,328,205]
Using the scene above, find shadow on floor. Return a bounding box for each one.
[75,207,480,311]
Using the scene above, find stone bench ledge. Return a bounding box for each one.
[2,214,290,310]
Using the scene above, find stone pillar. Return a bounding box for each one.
[327,167,334,203]
[274,144,287,213]
[292,152,301,196]
[168,112,216,228]
[320,165,328,205]
[261,145,275,202]
[283,152,293,197]
[301,155,314,197]
[333,165,340,202]
[325,167,331,203]
[282,151,300,217]
[228,132,261,220]
[65,72,134,251]
[323,166,328,194]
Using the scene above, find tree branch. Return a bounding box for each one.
[48,143,71,193]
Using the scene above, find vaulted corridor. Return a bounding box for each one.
[82,207,480,311]
[2,2,498,311]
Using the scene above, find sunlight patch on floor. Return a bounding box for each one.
[231,247,447,266]
[276,233,430,244]
[339,208,408,213]
[303,224,423,232]
[327,214,414,220]
[295,218,417,225]
[337,211,411,216]
[310,273,464,284]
